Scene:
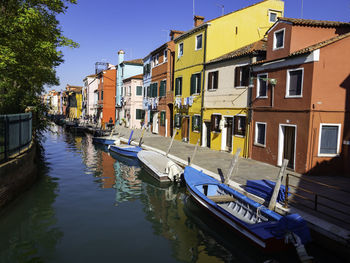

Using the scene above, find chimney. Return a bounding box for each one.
[169,30,184,40]
[118,50,125,64]
[194,15,205,27]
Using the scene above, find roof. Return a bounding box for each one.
[123,59,143,65]
[254,32,350,65]
[123,73,143,82]
[278,17,350,28]
[85,74,97,78]
[207,39,267,64]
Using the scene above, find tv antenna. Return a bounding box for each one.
[216,4,224,16]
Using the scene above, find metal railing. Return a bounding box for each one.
[284,173,350,227]
[0,113,32,163]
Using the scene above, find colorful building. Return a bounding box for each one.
[173,0,284,145]
[203,40,266,157]
[95,66,117,127]
[65,85,83,120]
[121,74,144,129]
[250,18,350,175]
[116,51,143,124]
[83,74,98,119]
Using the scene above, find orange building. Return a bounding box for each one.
[250,18,350,175]
[96,67,117,127]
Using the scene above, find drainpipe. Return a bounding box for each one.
[200,26,208,146]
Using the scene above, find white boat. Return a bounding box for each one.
[137,150,183,183]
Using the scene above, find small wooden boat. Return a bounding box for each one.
[93,135,120,146]
[109,150,140,167]
[137,150,183,183]
[109,144,142,158]
[184,166,311,252]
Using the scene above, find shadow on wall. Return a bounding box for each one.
[306,74,350,177]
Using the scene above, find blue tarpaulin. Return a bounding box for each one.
[245,180,290,203]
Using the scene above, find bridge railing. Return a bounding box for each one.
[0,113,32,163]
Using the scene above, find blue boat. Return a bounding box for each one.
[184,166,311,252]
[109,144,142,158]
[92,136,120,146]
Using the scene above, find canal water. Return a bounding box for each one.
[0,125,342,262]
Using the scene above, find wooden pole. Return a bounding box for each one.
[189,139,200,165]
[166,129,177,157]
[268,159,289,211]
[224,148,241,184]
[138,127,146,147]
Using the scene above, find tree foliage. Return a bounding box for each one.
[0,0,78,116]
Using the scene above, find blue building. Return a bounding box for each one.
[116,50,143,123]
[142,54,152,128]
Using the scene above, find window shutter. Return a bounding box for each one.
[214,72,219,90]
[154,82,158,97]
[197,73,201,94]
[190,74,195,95]
[235,67,240,87]
[147,86,150,97]
[210,115,215,131]
[175,78,179,95]
[208,72,213,90]
[241,66,250,86]
[179,78,182,95]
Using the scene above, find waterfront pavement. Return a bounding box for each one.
[113,126,350,248]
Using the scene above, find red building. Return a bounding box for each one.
[250,18,350,175]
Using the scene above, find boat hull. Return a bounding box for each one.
[109,145,141,158]
[92,137,117,145]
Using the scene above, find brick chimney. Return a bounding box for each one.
[194,15,205,27]
[169,30,184,40]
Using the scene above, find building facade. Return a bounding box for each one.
[250,18,350,175]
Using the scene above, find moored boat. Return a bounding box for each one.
[184,166,311,253]
[109,144,142,158]
[137,150,183,183]
[93,135,120,146]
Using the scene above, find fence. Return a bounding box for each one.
[283,173,350,228]
[0,113,32,163]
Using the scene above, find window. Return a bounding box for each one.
[178,43,184,57]
[136,86,142,96]
[150,83,158,98]
[128,86,131,96]
[269,11,277,23]
[273,28,285,50]
[136,109,145,120]
[255,122,266,146]
[175,77,182,96]
[208,71,219,91]
[211,114,221,132]
[174,114,181,128]
[147,86,150,98]
[287,68,303,97]
[192,115,201,132]
[164,50,168,62]
[318,124,341,156]
[195,34,203,50]
[144,64,151,74]
[159,80,166,97]
[160,111,166,126]
[234,66,250,87]
[190,73,201,95]
[156,54,159,65]
[234,116,246,136]
[101,90,103,100]
[143,87,146,98]
[257,73,268,98]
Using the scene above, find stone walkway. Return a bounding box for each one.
[114,126,350,245]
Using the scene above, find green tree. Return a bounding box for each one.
[0,0,78,120]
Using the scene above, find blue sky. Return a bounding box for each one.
[50,0,350,92]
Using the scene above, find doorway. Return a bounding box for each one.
[152,111,159,134]
[203,121,211,148]
[225,117,233,152]
[278,125,296,170]
[181,116,189,142]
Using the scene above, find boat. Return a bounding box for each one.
[184,166,311,252]
[92,135,120,146]
[137,150,183,183]
[109,144,142,158]
[109,150,140,167]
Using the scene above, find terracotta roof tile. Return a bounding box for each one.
[124,58,143,65]
[207,39,267,64]
[123,74,143,82]
[278,17,350,27]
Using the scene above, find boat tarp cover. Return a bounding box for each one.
[245,180,290,203]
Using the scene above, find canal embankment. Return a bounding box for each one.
[114,125,350,257]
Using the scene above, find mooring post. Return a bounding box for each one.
[224,148,241,184]
[189,139,200,165]
[166,129,177,157]
[268,159,289,211]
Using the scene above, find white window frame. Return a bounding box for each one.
[318,123,341,157]
[286,68,304,98]
[195,33,203,51]
[256,73,268,98]
[192,72,201,95]
[255,122,267,147]
[178,42,184,58]
[164,50,168,62]
[207,70,218,91]
[156,54,159,65]
[192,114,201,133]
[273,28,285,50]
[269,11,278,23]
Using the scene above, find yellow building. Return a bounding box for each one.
[66,85,83,120]
[173,0,284,154]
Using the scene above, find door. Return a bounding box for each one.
[226,117,233,152]
[152,112,159,134]
[205,122,211,148]
[283,126,295,169]
[182,116,189,142]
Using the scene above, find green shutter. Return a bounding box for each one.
[197,73,201,94]
[154,83,158,97]
[175,78,179,96]
[147,86,150,97]
[179,78,182,95]
[190,74,195,95]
